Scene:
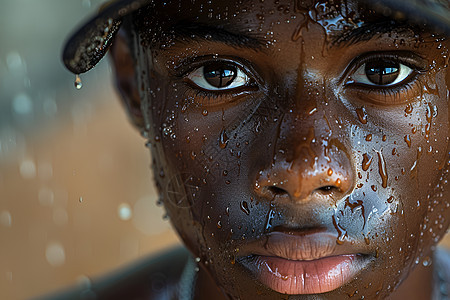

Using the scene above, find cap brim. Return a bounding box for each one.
[62,0,450,74]
[62,0,151,74]
[371,0,450,33]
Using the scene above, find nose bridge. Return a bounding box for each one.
[254,96,355,204]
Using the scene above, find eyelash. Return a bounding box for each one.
[176,52,427,107]
[343,52,427,104]
[176,57,260,107]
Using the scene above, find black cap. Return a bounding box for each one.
[62,0,450,75]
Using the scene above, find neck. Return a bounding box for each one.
[387,255,434,300]
[194,267,228,300]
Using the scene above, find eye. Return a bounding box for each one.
[186,62,250,91]
[350,59,413,87]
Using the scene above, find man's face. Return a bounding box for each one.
[128,0,450,298]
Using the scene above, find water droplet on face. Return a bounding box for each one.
[74,74,82,90]
[422,256,432,267]
[376,150,388,188]
[308,107,318,115]
[190,151,196,160]
[362,153,372,171]
[217,220,222,229]
[79,197,83,203]
[332,215,347,245]
[240,201,250,215]
[265,208,275,231]
[404,103,413,114]
[404,135,412,147]
[219,129,229,149]
[355,107,368,124]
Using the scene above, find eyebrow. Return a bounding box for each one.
[169,21,266,49]
[330,18,422,46]
[164,19,424,50]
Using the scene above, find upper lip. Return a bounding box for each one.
[237,228,366,261]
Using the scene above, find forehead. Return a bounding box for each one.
[136,0,369,20]
[133,0,367,36]
[132,0,431,50]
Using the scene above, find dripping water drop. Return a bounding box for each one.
[74,74,82,90]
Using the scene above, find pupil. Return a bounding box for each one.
[204,64,237,88]
[365,61,400,85]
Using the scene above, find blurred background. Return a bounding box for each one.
[0,1,448,300]
[0,1,180,299]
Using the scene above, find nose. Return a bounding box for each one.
[254,126,355,204]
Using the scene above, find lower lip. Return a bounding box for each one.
[241,254,367,295]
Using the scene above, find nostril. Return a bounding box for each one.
[267,186,289,196]
[317,185,338,194]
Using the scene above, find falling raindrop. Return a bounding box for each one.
[74,74,82,90]
[76,275,92,289]
[81,0,91,8]
[45,242,66,267]
[38,187,54,206]
[12,92,33,115]
[19,159,36,179]
[118,203,132,221]
[0,211,12,227]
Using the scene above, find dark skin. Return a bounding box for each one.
[110,0,450,299]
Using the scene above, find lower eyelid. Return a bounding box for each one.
[181,86,259,108]
[343,77,422,105]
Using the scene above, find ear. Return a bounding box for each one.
[109,28,144,129]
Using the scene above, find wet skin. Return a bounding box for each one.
[112,0,450,298]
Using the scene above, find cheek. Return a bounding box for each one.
[356,71,449,250]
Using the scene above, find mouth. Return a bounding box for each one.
[237,231,372,295]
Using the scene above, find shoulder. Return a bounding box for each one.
[34,246,190,300]
[434,246,450,299]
